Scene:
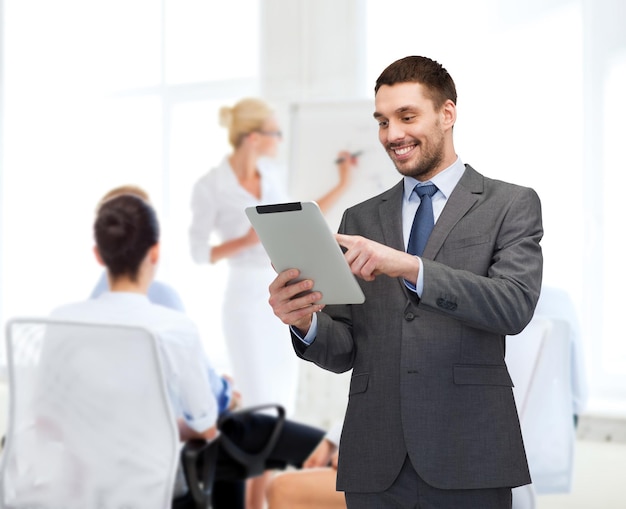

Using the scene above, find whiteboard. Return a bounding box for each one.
[288,100,400,232]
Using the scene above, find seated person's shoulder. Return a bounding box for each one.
[147,280,186,312]
[49,299,102,321]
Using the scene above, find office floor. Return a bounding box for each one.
[538,438,626,509]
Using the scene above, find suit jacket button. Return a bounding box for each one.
[405,312,415,321]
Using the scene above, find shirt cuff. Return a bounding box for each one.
[290,312,319,345]
[183,408,218,434]
[217,376,233,414]
[403,256,424,296]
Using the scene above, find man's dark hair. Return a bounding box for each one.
[94,194,159,281]
[375,56,457,109]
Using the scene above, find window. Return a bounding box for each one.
[0,0,260,372]
[597,52,626,405]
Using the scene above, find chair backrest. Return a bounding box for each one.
[0,318,180,509]
[506,316,575,494]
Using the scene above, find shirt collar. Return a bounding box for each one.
[403,156,466,202]
[98,291,151,304]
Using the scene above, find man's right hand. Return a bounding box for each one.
[268,269,325,335]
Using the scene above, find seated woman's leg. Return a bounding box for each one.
[267,468,345,509]
[212,412,325,508]
[246,471,273,509]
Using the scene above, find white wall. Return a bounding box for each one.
[1,0,625,437]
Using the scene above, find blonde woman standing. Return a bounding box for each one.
[189,98,355,509]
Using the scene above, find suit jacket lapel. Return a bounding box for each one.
[378,180,405,251]
[369,166,484,279]
[423,165,483,260]
[377,180,414,297]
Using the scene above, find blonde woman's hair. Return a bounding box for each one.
[96,185,150,212]
[219,97,274,148]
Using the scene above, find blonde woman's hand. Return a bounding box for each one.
[335,150,358,188]
[244,226,260,247]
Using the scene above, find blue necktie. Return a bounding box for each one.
[407,183,438,256]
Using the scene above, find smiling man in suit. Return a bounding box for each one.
[267,55,543,509]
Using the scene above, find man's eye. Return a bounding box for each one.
[378,120,388,128]
[402,116,415,122]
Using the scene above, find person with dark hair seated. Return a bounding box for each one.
[89,184,186,312]
[50,193,323,508]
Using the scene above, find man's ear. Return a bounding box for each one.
[441,99,457,130]
[93,246,106,266]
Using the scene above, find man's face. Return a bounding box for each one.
[374,82,450,181]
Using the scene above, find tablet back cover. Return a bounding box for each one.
[245,201,365,305]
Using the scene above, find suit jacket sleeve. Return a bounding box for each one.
[419,183,543,335]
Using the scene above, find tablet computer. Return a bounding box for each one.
[245,201,365,305]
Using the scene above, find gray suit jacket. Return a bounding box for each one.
[293,165,543,492]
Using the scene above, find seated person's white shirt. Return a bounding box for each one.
[91,279,232,412]
[50,292,217,433]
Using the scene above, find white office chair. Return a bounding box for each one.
[507,315,576,509]
[0,318,214,509]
